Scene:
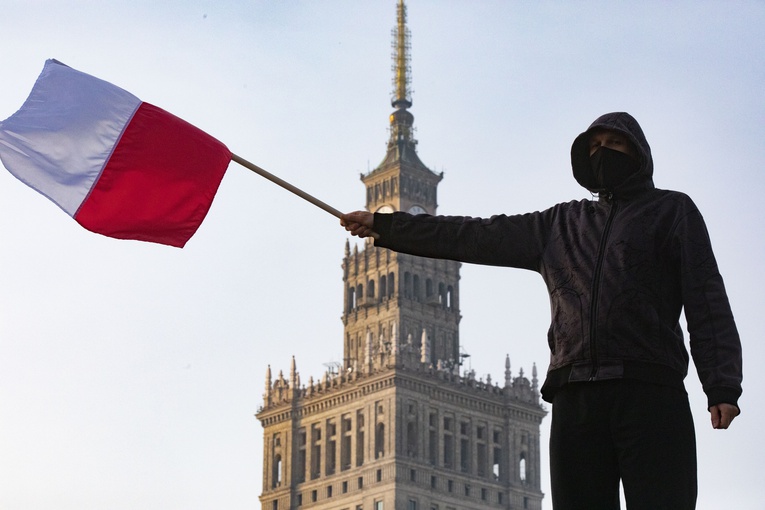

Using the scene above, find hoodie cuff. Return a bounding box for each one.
[706,386,742,412]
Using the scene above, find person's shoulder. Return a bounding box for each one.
[552,198,592,211]
[647,188,705,222]
[647,188,697,206]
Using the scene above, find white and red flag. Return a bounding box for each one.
[0,59,232,248]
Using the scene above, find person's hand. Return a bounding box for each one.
[710,403,739,429]
[340,211,378,239]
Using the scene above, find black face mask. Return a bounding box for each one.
[590,146,641,190]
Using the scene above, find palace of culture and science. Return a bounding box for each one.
[256,2,546,509]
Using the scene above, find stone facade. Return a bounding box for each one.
[258,353,546,510]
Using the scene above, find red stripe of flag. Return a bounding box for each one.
[75,102,231,247]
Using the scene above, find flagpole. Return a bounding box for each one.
[231,153,343,219]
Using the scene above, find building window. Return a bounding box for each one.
[430,475,437,488]
[444,434,453,468]
[342,481,348,493]
[408,500,417,510]
[272,501,278,510]
[358,476,364,489]
[357,410,365,467]
[376,469,382,482]
[311,490,317,503]
[407,420,418,456]
[326,419,337,475]
[460,438,470,473]
[429,412,438,466]
[327,485,333,498]
[447,480,453,493]
[481,488,488,501]
[477,443,487,477]
[410,469,416,482]
[273,454,282,487]
[375,423,385,458]
[375,501,384,510]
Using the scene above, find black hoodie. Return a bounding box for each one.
[373,112,742,408]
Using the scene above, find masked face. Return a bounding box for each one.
[590,146,641,190]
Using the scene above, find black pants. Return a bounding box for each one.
[550,380,697,510]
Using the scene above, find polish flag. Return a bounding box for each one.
[0,59,231,248]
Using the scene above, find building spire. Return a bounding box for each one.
[391,0,412,109]
[386,0,418,161]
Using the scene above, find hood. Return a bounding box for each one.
[571,112,654,196]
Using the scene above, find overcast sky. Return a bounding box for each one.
[1,1,763,509]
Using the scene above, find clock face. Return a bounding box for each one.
[408,205,427,215]
[376,205,394,214]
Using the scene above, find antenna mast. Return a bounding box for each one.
[391,0,412,109]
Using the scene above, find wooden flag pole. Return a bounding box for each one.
[231,153,343,219]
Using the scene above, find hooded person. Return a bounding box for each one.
[340,112,742,510]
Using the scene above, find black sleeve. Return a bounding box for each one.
[674,199,743,409]
[373,209,551,271]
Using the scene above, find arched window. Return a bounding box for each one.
[356,284,363,304]
[447,285,454,309]
[519,453,527,482]
[379,275,387,300]
[388,272,395,297]
[348,286,356,311]
[368,279,375,299]
[426,278,434,298]
[413,275,420,301]
[438,282,446,306]
[404,272,412,298]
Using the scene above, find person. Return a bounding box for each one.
[340,112,742,510]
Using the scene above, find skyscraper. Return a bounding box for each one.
[256,2,546,509]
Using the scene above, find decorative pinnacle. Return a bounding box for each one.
[391,0,412,109]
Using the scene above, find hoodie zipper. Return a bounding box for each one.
[588,195,619,381]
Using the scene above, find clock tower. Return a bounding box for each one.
[361,0,442,218]
[343,0,458,374]
[257,3,546,509]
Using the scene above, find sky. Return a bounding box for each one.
[1,1,763,509]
